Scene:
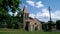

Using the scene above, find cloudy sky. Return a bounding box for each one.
[9,0,60,22]
[19,0,60,22]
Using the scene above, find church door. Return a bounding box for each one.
[25,22,29,31]
[35,23,38,31]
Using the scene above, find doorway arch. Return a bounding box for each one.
[34,23,38,31]
[25,21,30,31]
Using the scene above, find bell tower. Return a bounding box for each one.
[23,6,29,29]
[23,6,29,19]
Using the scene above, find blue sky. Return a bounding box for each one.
[19,0,60,22]
[9,0,60,22]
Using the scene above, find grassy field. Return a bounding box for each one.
[0,28,60,34]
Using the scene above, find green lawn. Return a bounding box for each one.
[0,28,60,34]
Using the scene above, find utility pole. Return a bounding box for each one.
[48,6,52,31]
[48,6,52,22]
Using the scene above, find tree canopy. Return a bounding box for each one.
[56,20,60,30]
[0,0,22,29]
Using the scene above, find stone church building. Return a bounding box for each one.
[22,6,42,31]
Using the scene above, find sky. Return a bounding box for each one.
[9,0,60,22]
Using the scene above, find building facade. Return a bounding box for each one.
[22,6,42,31]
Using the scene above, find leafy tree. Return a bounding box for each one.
[0,0,22,16]
[56,20,60,30]
[0,0,22,28]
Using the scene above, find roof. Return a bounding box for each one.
[23,6,29,13]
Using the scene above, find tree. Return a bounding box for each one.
[48,21,52,31]
[0,0,22,28]
[56,20,60,30]
[0,0,22,16]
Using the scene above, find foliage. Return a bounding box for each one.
[0,0,22,29]
[0,0,21,13]
[42,21,55,31]
[56,20,60,30]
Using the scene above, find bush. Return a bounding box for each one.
[7,22,13,29]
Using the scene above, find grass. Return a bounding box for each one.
[0,28,60,34]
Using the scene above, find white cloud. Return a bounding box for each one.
[42,8,49,13]
[29,13,35,18]
[29,8,60,22]
[26,0,44,8]
[26,1,35,6]
[8,11,18,16]
[51,10,60,19]
[42,8,49,17]
[8,11,13,16]
[14,11,18,16]
[36,1,44,8]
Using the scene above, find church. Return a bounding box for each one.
[22,6,42,31]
